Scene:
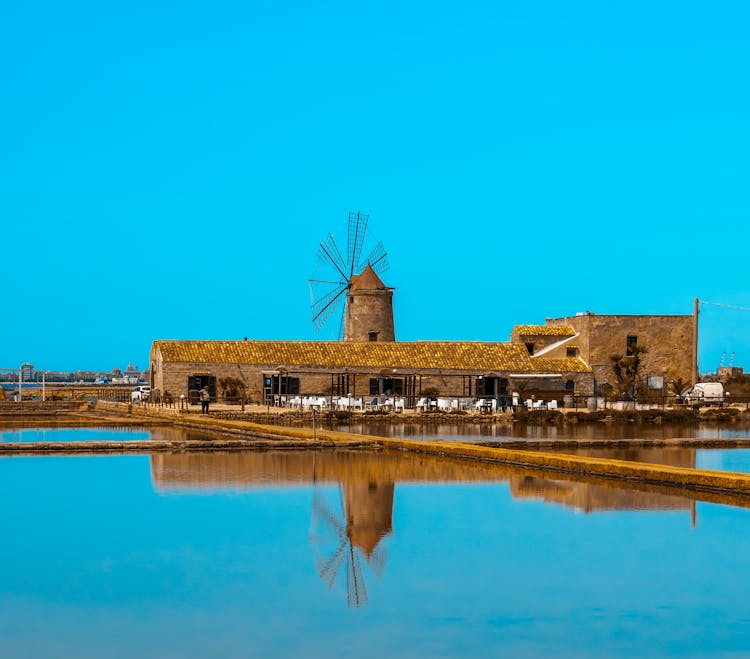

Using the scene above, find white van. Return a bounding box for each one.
[682,382,724,405]
[131,386,151,402]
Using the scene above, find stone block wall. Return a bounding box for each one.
[154,360,594,403]
[344,290,395,342]
[547,314,694,390]
[508,331,567,355]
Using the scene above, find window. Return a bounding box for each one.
[565,380,575,391]
[188,375,217,402]
[476,377,509,397]
[626,335,638,356]
[369,378,404,395]
[368,331,379,342]
[525,342,535,356]
[265,375,300,395]
[566,347,577,357]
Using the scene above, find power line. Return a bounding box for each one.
[699,300,750,313]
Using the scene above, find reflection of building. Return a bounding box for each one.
[508,448,697,516]
[149,447,512,491]
[150,447,703,517]
[151,449,403,608]
[343,480,394,559]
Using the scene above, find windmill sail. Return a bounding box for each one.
[359,240,389,275]
[347,211,369,278]
[310,284,348,331]
[317,234,348,281]
[309,211,388,339]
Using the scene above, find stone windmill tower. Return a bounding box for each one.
[310,212,395,342]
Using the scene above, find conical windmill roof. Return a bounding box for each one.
[349,264,389,291]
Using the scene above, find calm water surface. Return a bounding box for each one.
[0,427,152,443]
[341,421,750,443]
[345,422,750,474]
[2,427,750,657]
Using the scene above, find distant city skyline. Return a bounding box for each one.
[2,1,749,372]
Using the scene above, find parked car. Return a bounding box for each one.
[681,382,724,406]
[131,386,151,402]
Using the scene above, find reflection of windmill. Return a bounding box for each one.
[310,481,393,608]
[309,211,394,342]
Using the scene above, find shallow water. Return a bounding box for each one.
[2,434,750,657]
[549,446,750,475]
[0,427,152,443]
[339,421,750,442]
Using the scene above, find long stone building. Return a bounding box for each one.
[150,311,697,405]
[149,340,592,404]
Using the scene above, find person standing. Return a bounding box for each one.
[199,386,210,414]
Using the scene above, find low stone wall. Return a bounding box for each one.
[0,401,92,416]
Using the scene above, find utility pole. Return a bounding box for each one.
[692,297,699,385]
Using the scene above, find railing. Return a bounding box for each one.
[128,391,750,414]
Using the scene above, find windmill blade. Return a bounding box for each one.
[346,544,368,608]
[312,492,346,536]
[338,298,346,342]
[347,211,369,278]
[317,539,348,589]
[366,544,388,578]
[311,284,348,331]
[317,234,348,281]
[359,241,389,275]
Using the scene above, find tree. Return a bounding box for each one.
[219,377,247,407]
[609,345,648,401]
[669,376,690,400]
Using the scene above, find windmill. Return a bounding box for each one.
[310,481,391,608]
[309,211,391,341]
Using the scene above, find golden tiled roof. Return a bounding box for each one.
[528,357,591,373]
[513,324,576,337]
[154,340,539,372]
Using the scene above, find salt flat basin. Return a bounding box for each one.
[534,446,750,475]
[1,444,750,657]
[340,421,750,443]
[0,427,152,443]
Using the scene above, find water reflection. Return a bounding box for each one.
[149,448,728,607]
[341,421,750,442]
[509,474,697,519]
[310,479,393,608]
[0,427,152,443]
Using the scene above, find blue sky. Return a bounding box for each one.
[2,0,749,372]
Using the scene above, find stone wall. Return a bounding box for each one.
[508,331,566,354]
[154,359,594,403]
[0,401,92,417]
[546,314,694,390]
[344,290,395,342]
